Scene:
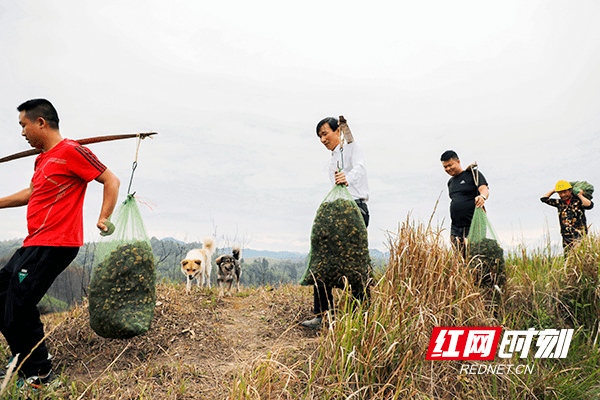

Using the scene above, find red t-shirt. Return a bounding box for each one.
[23,139,107,247]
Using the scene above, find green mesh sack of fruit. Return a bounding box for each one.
[300,184,372,295]
[467,208,505,287]
[89,194,156,339]
[570,181,594,200]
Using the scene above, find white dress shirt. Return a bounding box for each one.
[329,141,369,201]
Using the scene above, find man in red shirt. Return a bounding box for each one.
[0,99,120,388]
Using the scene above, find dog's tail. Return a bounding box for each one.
[203,237,216,255]
[232,245,242,260]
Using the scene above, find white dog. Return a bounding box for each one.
[180,237,215,292]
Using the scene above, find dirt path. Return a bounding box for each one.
[30,285,319,399]
[203,290,318,376]
[160,287,319,398]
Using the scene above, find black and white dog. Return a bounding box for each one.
[215,245,242,296]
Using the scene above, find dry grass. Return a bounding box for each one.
[230,220,600,400]
[230,218,498,399]
[2,219,600,399]
[0,283,318,399]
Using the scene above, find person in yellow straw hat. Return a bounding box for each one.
[541,180,593,252]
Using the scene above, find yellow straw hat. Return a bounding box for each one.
[555,180,572,192]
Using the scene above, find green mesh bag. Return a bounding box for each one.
[467,208,505,287]
[300,184,372,295]
[570,181,594,200]
[89,194,156,339]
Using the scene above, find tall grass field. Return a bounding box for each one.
[232,219,600,399]
[0,219,599,399]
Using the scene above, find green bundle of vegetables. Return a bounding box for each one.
[89,194,156,339]
[570,181,594,200]
[301,185,371,295]
[467,238,505,287]
[467,208,505,287]
[89,241,155,338]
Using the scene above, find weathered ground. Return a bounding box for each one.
[1,283,321,399]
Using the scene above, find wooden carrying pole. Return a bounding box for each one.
[0,132,157,164]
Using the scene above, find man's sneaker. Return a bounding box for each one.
[19,370,61,390]
[300,316,323,329]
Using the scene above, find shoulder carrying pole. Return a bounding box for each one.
[0,132,157,164]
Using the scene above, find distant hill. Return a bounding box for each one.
[0,238,24,267]
[161,237,186,246]
[369,249,388,260]
[0,237,388,264]
[231,248,306,260]
[218,247,388,261]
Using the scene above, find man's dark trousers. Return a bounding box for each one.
[0,246,78,377]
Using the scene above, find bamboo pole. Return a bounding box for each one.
[0,132,157,164]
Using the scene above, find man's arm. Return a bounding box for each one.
[0,182,33,209]
[95,169,120,232]
[576,191,593,208]
[335,142,367,187]
[540,189,559,206]
[541,189,555,199]
[475,185,489,208]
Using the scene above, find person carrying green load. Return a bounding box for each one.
[300,117,370,329]
[440,150,489,258]
[541,180,593,252]
[0,99,120,388]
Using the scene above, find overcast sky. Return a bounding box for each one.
[1,0,599,254]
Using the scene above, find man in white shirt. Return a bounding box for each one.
[301,117,370,329]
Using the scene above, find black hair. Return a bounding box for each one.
[440,150,459,162]
[17,99,59,130]
[316,117,338,136]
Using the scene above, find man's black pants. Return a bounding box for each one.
[0,246,78,377]
[450,225,470,259]
[313,200,369,315]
